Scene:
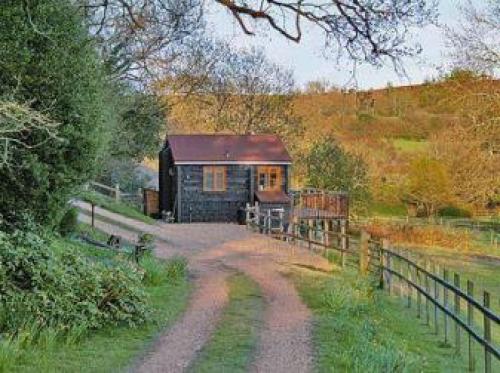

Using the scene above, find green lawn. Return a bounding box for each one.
[4,236,191,373]
[289,268,469,372]
[392,138,430,153]
[369,201,408,217]
[403,245,500,352]
[79,190,156,224]
[189,273,264,372]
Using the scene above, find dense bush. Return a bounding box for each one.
[305,136,371,210]
[0,229,148,335]
[58,208,79,237]
[438,205,473,218]
[0,0,115,228]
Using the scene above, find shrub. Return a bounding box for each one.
[438,206,472,218]
[58,208,79,237]
[141,255,187,286]
[0,228,148,336]
[138,233,155,250]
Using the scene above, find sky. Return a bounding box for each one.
[206,0,475,89]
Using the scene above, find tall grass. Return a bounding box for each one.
[290,269,464,372]
[141,255,187,286]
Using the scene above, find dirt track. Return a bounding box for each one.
[76,201,333,372]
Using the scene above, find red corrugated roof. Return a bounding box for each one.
[166,134,292,163]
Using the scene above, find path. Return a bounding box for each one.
[76,201,333,372]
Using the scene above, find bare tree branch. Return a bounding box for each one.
[446,0,500,74]
[0,101,64,169]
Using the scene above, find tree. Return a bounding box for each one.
[430,122,499,209]
[80,0,205,83]
[80,0,437,71]
[446,0,499,75]
[111,92,166,161]
[160,45,304,149]
[405,157,451,216]
[0,0,114,227]
[304,79,337,94]
[305,137,370,208]
[0,101,62,169]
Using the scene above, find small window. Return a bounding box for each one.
[203,166,226,192]
[257,166,282,191]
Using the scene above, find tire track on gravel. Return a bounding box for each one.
[134,267,231,373]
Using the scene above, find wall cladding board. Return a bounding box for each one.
[179,165,251,222]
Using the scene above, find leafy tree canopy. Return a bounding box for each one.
[111,92,165,161]
[305,137,370,209]
[405,157,452,216]
[0,0,115,227]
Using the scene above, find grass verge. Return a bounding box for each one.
[79,190,155,224]
[189,273,263,372]
[2,238,191,373]
[289,268,467,372]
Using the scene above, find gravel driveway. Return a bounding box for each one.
[76,202,333,373]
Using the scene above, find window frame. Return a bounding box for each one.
[257,166,282,192]
[203,166,227,192]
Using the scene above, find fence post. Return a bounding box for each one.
[340,219,347,267]
[308,219,314,241]
[323,220,329,246]
[308,224,312,251]
[245,203,250,228]
[359,230,370,275]
[417,263,422,319]
[484,291,491,373]
[407,251,412,308]
[454,273,461,356]
[425,261,431,326]
[393,249,400,298]
[115,184,121,202]
[467,280,475,372]
[444,268,450,345]
[266,209,271,234]
[91,203,95,228]
[379,239,389,289]
[434,263,440,335]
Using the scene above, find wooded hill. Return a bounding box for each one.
[157,75,500,215]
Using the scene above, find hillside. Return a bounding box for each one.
[290,78,500,211]
[155,76,499,214]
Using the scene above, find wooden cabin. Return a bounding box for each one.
[159,134,292,223]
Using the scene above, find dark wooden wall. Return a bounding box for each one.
[178,165,250,222]
[159,153,291,222]
[158,146,176,215]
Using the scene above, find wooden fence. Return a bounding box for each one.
[290,189,349,219]
[364,235,499,373]
[86,181,143,206]
[245,206,500,372]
